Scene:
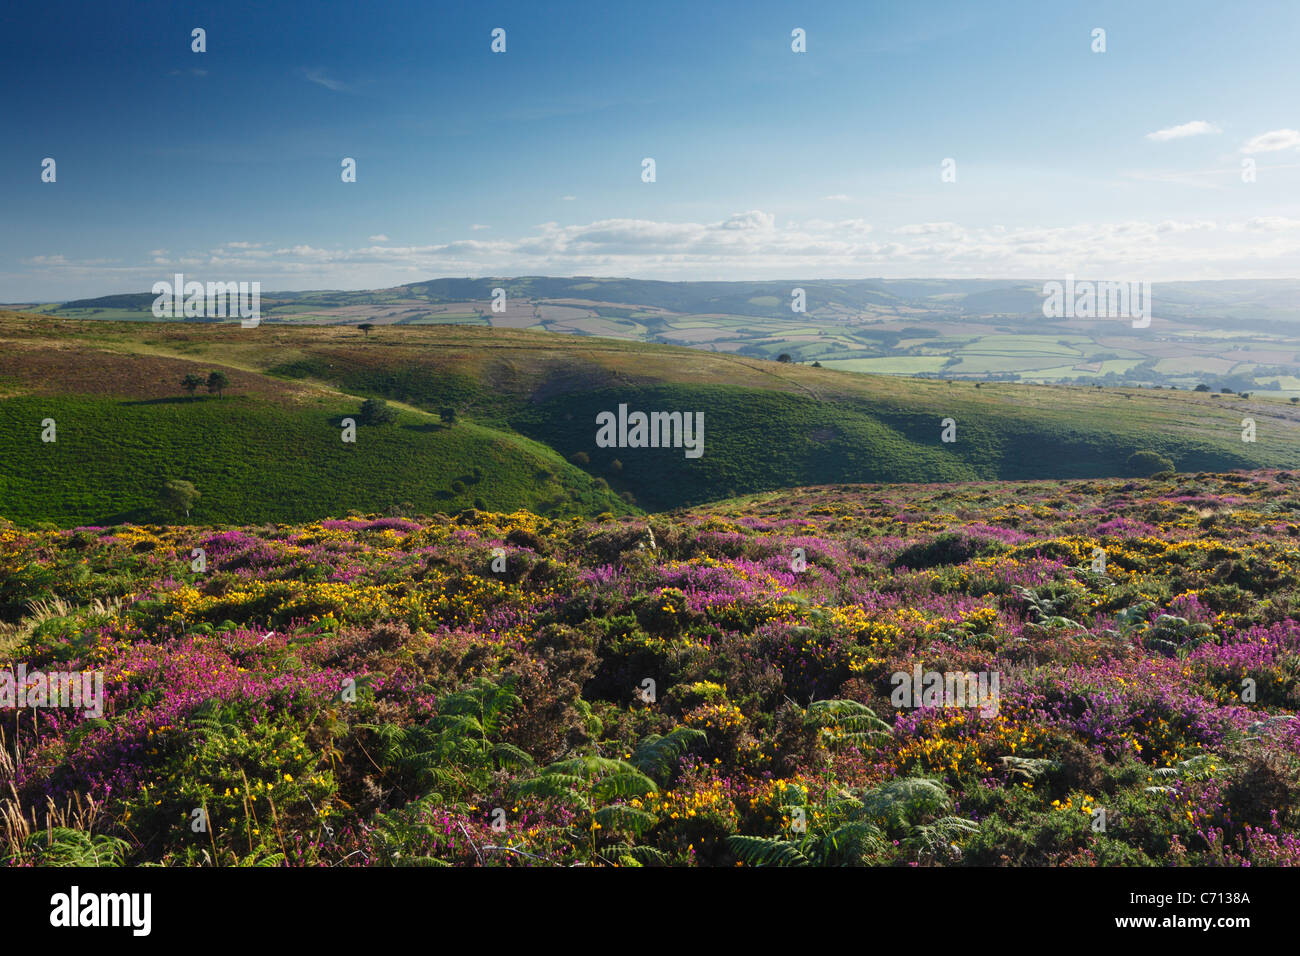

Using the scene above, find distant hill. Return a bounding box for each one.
[3,310,1299,525]
[10,276,1300,395]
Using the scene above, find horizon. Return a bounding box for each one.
[7,273,1300,308]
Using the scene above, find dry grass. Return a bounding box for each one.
[0,727,105,863]
[0,596,122,660]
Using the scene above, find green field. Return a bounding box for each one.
[0,393,629,526]
[3,310,1300,525]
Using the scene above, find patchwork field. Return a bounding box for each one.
[12,277,1300,395]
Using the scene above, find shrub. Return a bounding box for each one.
[1126,450,1175,476]
[891,532,995,570]
[359,397,398,426]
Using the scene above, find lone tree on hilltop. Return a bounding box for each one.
[159,479,200,519]
[359,397,398,425]
[439,406,458,424]
[1127,450,1175,477]
[358,323,374,338]
[180,373,204,397]
[776,353,793,363]
[206,370,230,398]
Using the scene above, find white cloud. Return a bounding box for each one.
[822,194,852,201]
[560,195,577,201]
[1240,129,1300,153]
[1145,121,1220,141]
[470,224,490,231]
[897,222,963,236]
[1232,216,1300,232]
[304,68,349,92]
[1155,220,1216,233]
[368,234,389,242]
[11,212,1300,299]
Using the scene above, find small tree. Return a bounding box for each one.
[1127,450,1175,477]
[180,373,204,397]
[206,371,230,398]
[439,407,458,424]
[1194,384,1210,392]
[359,397,398,425]
[358,323,374,339]
[159,479,200,518]
[776,353,793,364]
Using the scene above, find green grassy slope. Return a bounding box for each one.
[0,394,629,526]
[2,311,1298,523]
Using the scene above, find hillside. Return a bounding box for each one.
[3,310,1300,523]
[12,276,1300,395]
[3,471,1299,866]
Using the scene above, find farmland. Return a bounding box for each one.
[11,276,1300,395]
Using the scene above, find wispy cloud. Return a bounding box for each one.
[368,234,389,242]
[1240,128,1300,153]
[303,68,349,92]
[1145,121,1220,141]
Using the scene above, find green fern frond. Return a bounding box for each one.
[630,727,707,782]
[593,804,657,836]
[727,835,812,868]
[490,742,536,769]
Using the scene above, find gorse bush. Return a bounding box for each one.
[3,471,1299,866]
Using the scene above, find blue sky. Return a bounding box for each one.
[3,0,1299,299]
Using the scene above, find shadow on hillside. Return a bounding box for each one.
[120,396,215,407]
[99,507,158,526]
